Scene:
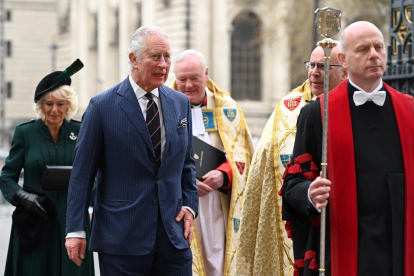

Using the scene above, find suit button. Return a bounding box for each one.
[156,177,160,181]
[153,199,159,205]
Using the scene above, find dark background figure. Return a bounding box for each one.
[65,25,198,276]
[0,59,95,276]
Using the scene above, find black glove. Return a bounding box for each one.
[14,189,48,220]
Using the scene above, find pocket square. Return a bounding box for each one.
[178,118,187,128]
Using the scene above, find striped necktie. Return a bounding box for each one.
[145,93,161,167]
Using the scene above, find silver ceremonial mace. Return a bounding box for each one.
[314,7,342,276]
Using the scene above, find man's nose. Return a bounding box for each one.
[158,57,167,68]
[369,47,379,58]
[185,80,193,88]
[310,65,320,75]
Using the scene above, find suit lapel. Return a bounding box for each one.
[159,86,177,163]
[117,77,154,156]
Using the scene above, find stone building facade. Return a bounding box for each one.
[2,0,292,145]
[58,0,290,137]
[2,0,58,145]
[0,0,391,146]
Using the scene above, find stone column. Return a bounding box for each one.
[118,0,130,80]
[75,0,89,112]
[98,0,109,92]
[194,0,211,60]
[141,0,155,25]
[211,0,230,91]
[269,0,290,107]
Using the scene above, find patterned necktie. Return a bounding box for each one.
[353,90,386,106]
[145,93,161,167]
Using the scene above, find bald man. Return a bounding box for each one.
[282,21,414,276]
[236,44,347,276]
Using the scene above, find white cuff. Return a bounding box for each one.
[183,206,196,219]
[66,231,86,239]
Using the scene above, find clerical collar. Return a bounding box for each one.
[348,78,383,93]
[191,95,207,108]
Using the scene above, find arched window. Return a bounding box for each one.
[231,12,262,100]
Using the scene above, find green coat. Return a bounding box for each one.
[0,119,94,276]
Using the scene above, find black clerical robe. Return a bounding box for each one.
[282,80,414,276]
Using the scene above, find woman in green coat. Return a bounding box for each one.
[0,60,94,276]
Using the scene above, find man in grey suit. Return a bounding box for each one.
[65,25,198,276]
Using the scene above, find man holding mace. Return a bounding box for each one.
[282,21,414,276]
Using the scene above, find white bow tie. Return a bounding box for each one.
[353,90,386,106]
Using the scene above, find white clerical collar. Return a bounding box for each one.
[348,78,383,93]
[129,74,159,99]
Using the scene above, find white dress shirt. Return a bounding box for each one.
[129,75,166,157]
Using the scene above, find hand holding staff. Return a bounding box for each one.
[314,7,342,276]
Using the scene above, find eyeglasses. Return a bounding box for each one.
[304,61,342,72]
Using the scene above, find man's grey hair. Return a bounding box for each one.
[127,25,170,68]
[173,49,208,72]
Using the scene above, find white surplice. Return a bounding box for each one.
[192,106,226,276]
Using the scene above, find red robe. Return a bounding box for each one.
[321,80,414,276]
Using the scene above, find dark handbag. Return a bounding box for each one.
[12,186,56,251]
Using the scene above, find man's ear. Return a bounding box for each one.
[205,67,209,79]
[338,52,347,68]
[129,52,138,68]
